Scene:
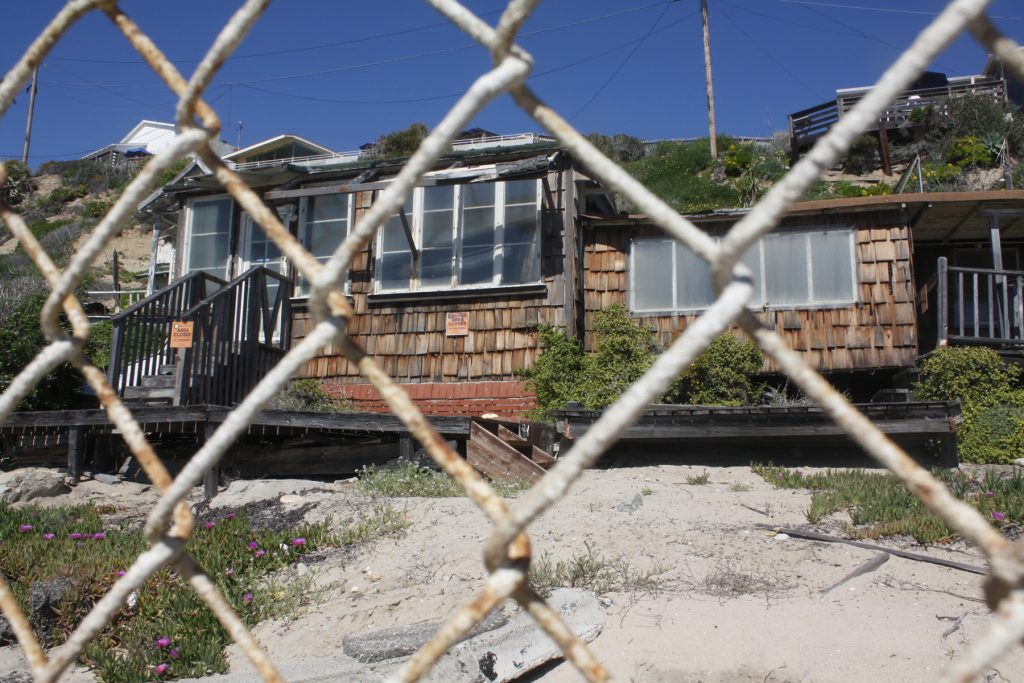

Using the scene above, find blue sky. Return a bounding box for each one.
[1,0,1021,166]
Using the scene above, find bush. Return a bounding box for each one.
[268,378,350,413]
[585,133,646,164]
[371,122,430,159]
[623,140,741,213]
[723,143,754,177]
[946,135,995,168]
[519,306,763,415]
[0,291,110,410]
[914,347,1024,463]
[0,160,33,205]
[842,134,879,174]
[667,333,763,406]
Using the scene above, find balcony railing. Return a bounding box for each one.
[919,257,1024,349]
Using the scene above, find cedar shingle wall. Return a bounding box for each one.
[291,169,568,384]
[583,211,919,373]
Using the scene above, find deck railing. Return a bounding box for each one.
[920,257,1024,349]
[789,78,1006,157]
[177,266,293,406]
[107,271,226,397]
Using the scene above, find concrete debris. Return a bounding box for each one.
[616,493,644,514]
[0,467,68,503]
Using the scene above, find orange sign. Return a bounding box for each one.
[169,321,194,349]
[445,312,469,337]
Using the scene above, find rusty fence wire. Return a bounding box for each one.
[0,0,1023,681]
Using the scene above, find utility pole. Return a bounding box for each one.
[700,0,718,159]
[21,65,38,166]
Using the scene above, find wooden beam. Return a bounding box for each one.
[202,422,218,500]
[67,426,84,485]
[877,125,892,176]
[466,422,544,484]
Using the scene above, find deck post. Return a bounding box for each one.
[201,422,218,499]
[67,426,84,485]
[990,215,1009,338]
[936,257,949,346]
[938,433,959,468]
[399,435,414,462]
[877,125,892,176]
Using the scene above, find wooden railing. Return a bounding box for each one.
[108,271,226,397]
[178,267,293,406]
[789,78,1006,157]
[922,257,1024,349]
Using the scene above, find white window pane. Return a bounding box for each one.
[460,246,493,284]
[382,215,410,251]
[502,243,538,283]
[424,185,454,211]
[463,182,495,208]
[504,204,536,244]
[380,252,412,290]
[739,242,762,306]
[811,230,854,301]
[764,232,809,306]
[421,248,454,286]
[191,198,231,236]
[308,223,347,258]
[676,242,715,309]
[188,198,231,278]
[632,240,673,311]
[422,210,453,248]
[189,234,228,271]
[505,179,536,205]
[311,194,348,223]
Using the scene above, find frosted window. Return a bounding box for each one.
[811,230,855,301]
[675,243,716,309]
[299,194,350,294]
[187,198,231,279]
[631,240,673,311]
[764,232,809,306]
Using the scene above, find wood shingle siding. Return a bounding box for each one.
[582,208,919,374]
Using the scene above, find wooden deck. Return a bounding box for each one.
[552,401,962,467]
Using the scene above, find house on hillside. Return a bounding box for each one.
[122,129,1024,418]
[83,120,236,171]
[788,48,1024,167]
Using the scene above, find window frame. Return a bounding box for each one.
[373,178,543,294]
[183,195,234,281]
[295,191,355,296]
[629,226,858,314]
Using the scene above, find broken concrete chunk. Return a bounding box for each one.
[0,468,68,503]
[342,608,509,663]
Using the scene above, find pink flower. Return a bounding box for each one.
[225,513,236,520]
[68,532,83,540]
[242,591,254,604]
[18,524,32,533]
[254,550,266,558]
[169,648,179,660]
[155,636,171,649]
[776,473,784,480]
[993,511,1006,522]
[154,663,169,675]
[92,532,106,541]
[115,570,126,578]
[985,491,995,497]
[204,521,215,530]
[42,533,55,540]
[247,541,259,550]
[224,568,234,577]
[291,538,306,547]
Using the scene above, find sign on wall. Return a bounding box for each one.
[445,312,469,337]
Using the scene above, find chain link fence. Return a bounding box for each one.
[0,1,1023,681]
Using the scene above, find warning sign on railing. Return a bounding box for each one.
[169,321,194,349]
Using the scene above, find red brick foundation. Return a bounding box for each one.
[323,381,537,421]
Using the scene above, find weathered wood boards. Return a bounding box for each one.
[466,422,546,484]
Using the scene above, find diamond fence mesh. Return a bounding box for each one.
[0,1,1023,681]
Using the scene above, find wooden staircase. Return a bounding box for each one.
[122,364,177,405]
[466,421,556,485]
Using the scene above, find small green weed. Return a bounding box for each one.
[751,463,1024,543]
[729,482,752,493]
[640,487,653,496]
[358,461,528,498]
[529,543,668,597]
[686,471,711,486]
[339,503,410,545]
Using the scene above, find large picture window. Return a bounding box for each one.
[375,179,541,292]
[297,193,352,295]
[184,196,233,280]
[630,228,856,312]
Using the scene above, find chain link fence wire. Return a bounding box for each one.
[0,0,1022,681]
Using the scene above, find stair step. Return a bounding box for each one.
[123,385,176,401]
[141,374,176,389]
[496,424,529,447]
[157,364,177,375]
[530,445,556,469]
[466,422,544,485]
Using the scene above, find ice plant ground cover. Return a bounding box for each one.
[752,464,1024,543]
[0,503,338,682]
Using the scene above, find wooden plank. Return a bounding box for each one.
[530,445,556,469]
[497,424,529,447]
[562,417,954,441]
[466,422,544,484]
[67,426,83,485]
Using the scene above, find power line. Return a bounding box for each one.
[47,1,676,66]
[569,3,686,121]
[718,4,824,101]
[776,0,1023,20]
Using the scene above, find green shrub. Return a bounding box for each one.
[623,139,742,213]
[914,347,1024,463]
[519,306,763,415]
[268,378,350,413]
[585,133,646,164]
[922,161,961,186]
[0,291,110,410]
[358,461,527,498]
[667,333,763,406]
[830,180,892,198]
[946,135,995,168]
[372,122,429,159]
[842,134,878,174]
[82,199,111,219]
[0,160,33,205]
[723,143,754,177]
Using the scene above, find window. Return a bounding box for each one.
[375,179,541,292]
[297,193,352,295]
[630,228,856,312]
[185,197,233,279]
